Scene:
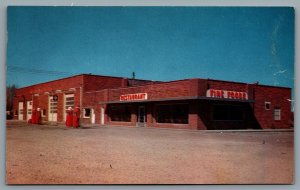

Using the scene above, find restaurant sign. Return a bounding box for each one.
[120,93,148,101]
[206,89,248,100]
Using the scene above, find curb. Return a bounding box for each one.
[88,125,294,133]
[6,120,294,133]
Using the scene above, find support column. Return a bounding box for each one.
[131,104,137,126]
[146,103,153,127]
[189,100,207,130]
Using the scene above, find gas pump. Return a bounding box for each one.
[36,108,42,124]
[66,107,73,127]
[31,108,37,124]
[73,106,80,128]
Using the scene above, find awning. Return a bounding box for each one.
[99,96,255,104]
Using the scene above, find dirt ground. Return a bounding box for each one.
[6,121,294,184]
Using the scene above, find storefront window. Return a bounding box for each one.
[213,105,244,121]
[110,105,131,122]
[156,104,188,124]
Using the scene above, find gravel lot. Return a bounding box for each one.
[6,121,294,184]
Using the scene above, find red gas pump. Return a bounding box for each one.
[36,108,42,125]
[73,107,80,128]
[66,107,73,127]
[31,108,37,124]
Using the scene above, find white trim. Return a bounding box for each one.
[48,96,58,122]
[274,108,281,121]
[18,102,24,120]
[91,108,95,124]
[64,93,74,121]
[83,108,91,118]
[265,101,271,110]
[26,100,33,120]
[101,107,105,125]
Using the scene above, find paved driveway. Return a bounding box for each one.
[6,122,294,184]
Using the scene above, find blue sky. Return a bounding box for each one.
[7,7,294,91]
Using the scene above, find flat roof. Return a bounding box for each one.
[16,73,138,90]
[16,74,292,91]
[16,74,84,90]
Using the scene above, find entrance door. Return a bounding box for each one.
[26,101,32,120]
[64,94,74,121]
[100,107,104,125]
[48,96,57,122]
[18,102,24,120]
[91,108,95,124]
[137,106,146,127]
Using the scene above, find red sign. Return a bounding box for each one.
[206,89,248,100]
[120,93,148,101]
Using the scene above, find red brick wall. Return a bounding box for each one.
[36,94,48,122]
[107,79,199,101]
[81,90,106,124]
[80,75,128,125]
[83,75,126,92]
[188,100,202,130]
[127,79,158,86]
[12,75,292,130]
[13,75,84,122]
[206,80,249,100]
[13,98,25,120]
[148,123,191,129]
[198,79,208,97]
[253,85,292,129]
[205,80,292,129]
[207,80,259,100]
[82,79,292,130]
[13,93,35,121]
[208,80,248,92]
[15,75,84,97]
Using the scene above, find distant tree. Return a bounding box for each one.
[6,84,17,111]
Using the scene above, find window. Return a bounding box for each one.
[64,94,74,116]
[265,102,271,110]
[274,108,281,121]
[84,108,91,118]
[49,96,58,113]
[156,104,189,124]
[42,109,46,117]
[213,105,244,121]
[110,105,131,122]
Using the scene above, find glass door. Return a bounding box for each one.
[49,96,58,122]
[137,105,146,127]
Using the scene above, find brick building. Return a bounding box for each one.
[12,74,293,130]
